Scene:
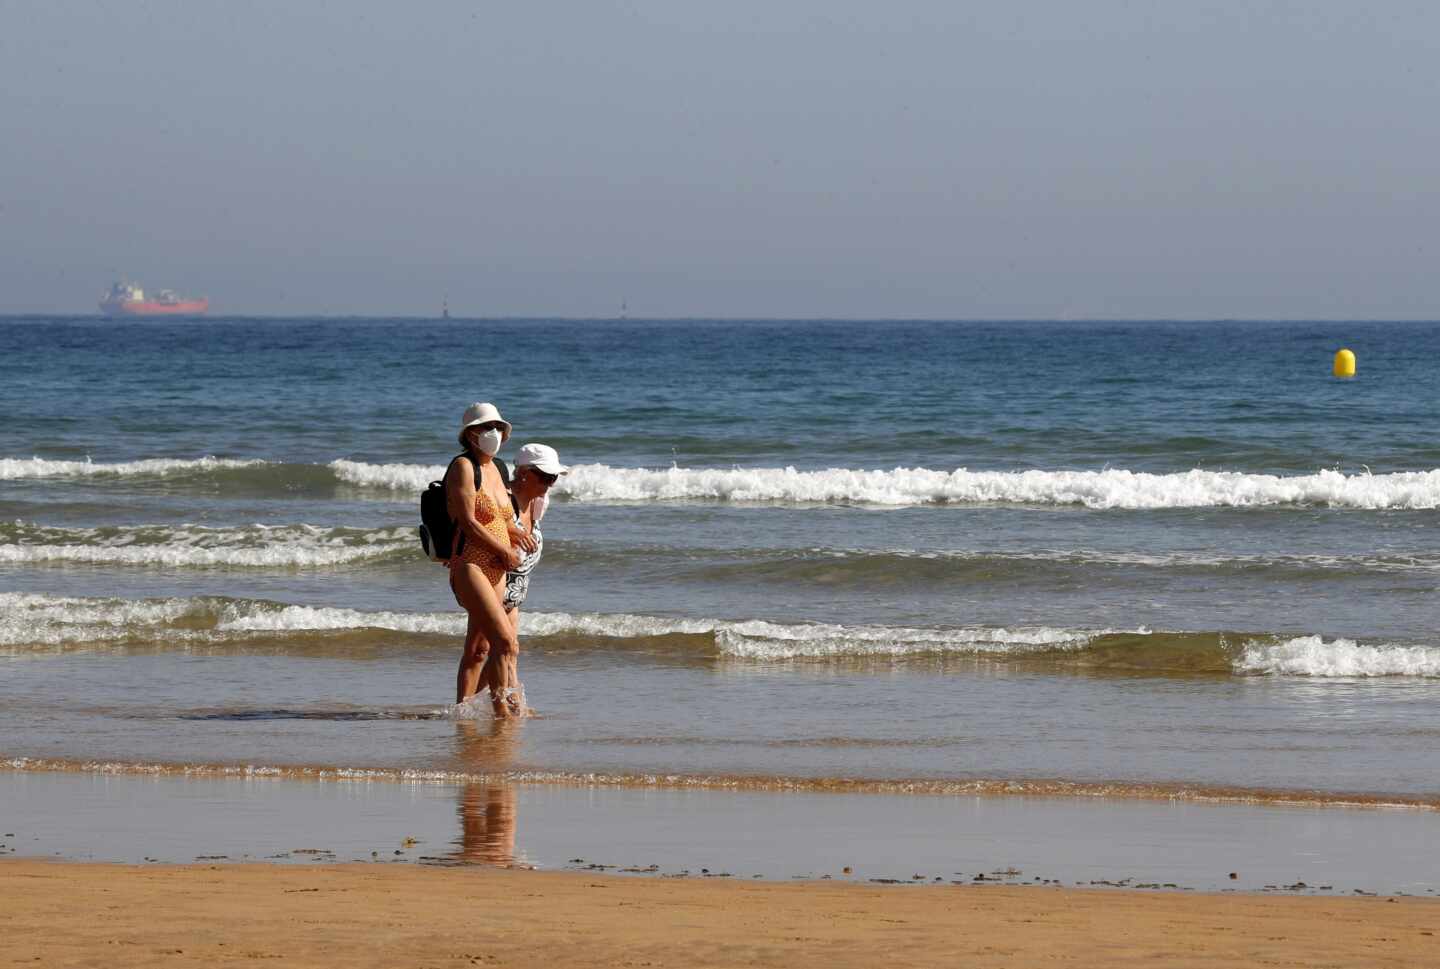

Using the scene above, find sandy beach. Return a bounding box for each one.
[4,859,1436,968]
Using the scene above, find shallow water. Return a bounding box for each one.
[3,317,1440,805]
[3,772,1435,894]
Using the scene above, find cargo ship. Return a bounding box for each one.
[99,280,209,316]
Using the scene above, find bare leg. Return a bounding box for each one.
[455,608,489,704]
[481,605,522,717]
[450,565,514,705]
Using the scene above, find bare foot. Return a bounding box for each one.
[490,685,525,719]
[491,683,534,718]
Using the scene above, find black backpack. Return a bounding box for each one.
[418,454,510,562]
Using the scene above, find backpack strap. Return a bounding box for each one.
[444,452,479,484]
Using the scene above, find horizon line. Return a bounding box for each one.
[4,312,1440,324]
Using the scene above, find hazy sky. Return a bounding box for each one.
[3,1,1438,317]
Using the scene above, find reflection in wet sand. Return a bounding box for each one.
[450,719,523,866]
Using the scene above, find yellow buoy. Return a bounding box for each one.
[1333,348,1356,378]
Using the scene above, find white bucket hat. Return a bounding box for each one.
[515,443,568,476]
[458,401,512,446]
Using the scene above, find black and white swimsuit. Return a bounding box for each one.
[502,523,542,610]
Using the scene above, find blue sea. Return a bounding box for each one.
[3,317,1440,809]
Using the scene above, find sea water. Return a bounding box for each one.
[2,317,1440,807]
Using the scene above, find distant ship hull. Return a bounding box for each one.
[100,298,209,316]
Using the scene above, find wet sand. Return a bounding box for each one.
[5,769,1439,894]
[4,859,1437,968]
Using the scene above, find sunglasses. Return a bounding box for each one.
[529,469,559,486]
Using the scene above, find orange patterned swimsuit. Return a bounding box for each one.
[448,487,513,585]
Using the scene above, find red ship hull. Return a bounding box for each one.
[100,298,209,316]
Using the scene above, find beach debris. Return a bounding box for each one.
[869,878,904,884]
[569,858,585,864]
[842,866,852,874]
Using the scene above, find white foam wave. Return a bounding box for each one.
[0,592,1117,661]
[520,610,1110,659]
[11,592,1440,676]
[715,621,1108,659]
[1236,637,1440,677]
[330,459,443,492]
[0,456,264,480]
[0,523,413,568]
[847,547,1440,574]
[329,460,1440,510]
[216,603,463,635]
[0,592,215,647]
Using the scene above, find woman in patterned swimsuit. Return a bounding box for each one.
[501,443,569,636]
[445,402,537,713]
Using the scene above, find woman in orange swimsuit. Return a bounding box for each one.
[446,402,537,713]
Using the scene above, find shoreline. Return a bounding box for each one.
[5,769,1438,896]
[5,860,1437,968]
[7,755,1438,812]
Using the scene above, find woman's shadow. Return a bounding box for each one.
[449,718,524,866]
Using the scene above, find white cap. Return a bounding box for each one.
[515,443,568,476]
[458,402,511,446]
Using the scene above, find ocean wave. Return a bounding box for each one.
[334,460,1440,510]
[5,592,1439,678]
[3,756,1436,810]
[1236,636,1440,677]
[12,454,1440,509]
[215,602,462,634]
[4,518,1435,578]
[0,521,414,569]
[329,458,440,492]
[0,456,264,480]
[682,546,1440,584]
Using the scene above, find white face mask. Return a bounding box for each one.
[472,428,502,456]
